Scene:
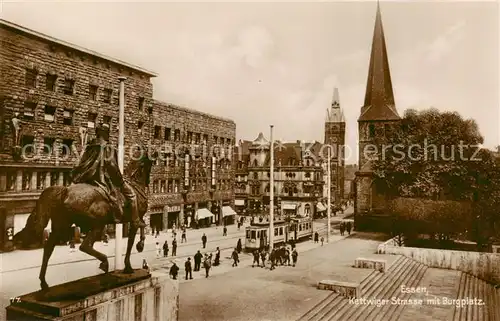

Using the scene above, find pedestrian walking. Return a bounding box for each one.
[203,254,211,278]
[269,249,276,270]
[290,238,295,250]
[142,259,149,272]
[169,262,179,280]
[260,250,267,268]
[155,242,161,257]
[231,248,239,267]
[163,240,169,257]
[172,239,177,256]
[223,226,227,236]
[102,233,109,245]
[181,230,187,243]
[214,247,221,266]
[202,233,207,249]
[252,250,260,267]
[236,238,242,253]
[292,249,298,267]
[285,248,291,266]
[346,221,352,235]
[185,258,193,280]
[340,222,345,236]
[314,232,319,243]
[194,250,203,271]
[321,237,324,246]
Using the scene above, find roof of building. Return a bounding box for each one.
[153,100,236,125]
[0,19,158,77]
[358,3,400,122]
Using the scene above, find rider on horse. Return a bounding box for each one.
[71,123,146,229]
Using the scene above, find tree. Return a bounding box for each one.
[372,108,484,201]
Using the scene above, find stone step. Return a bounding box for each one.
[296,293,342,321]
[338,259,423,321]
[452,272,497,321]
[326,257,410,321]
[380,263,428,321]
[360,256,406,297]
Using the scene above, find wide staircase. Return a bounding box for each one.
[298,255,500,321]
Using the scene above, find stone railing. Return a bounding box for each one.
[378,238,500,284]
[354,257,386,273]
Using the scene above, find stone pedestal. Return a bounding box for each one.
[354,257,386,272]
[6,270,179,321]
[318,280,360,299]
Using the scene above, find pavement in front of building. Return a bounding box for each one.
[0,223,247,273]
[177,232,383,321]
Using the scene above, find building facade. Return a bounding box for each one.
[0,19,235,251]
[354,4,401,230]
[147,101,236,232]
[233,133,327,219]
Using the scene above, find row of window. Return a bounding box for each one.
[251,172,322,180]
[20,136,74,156]
[1,169,72,192]
[25,68,147,107]
[248,158,318,167]
[151,179,232,193]
[250,185,322,196]
[21,101,111,129]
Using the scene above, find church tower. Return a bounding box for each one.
[355,2,401,229]
[324,87,346,203]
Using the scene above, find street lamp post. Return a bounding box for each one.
[269,125,274,251]
[115,76,126,271]
[327,146,331,243]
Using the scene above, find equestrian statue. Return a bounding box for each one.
[14,123,154,291]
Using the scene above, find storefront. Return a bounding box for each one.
[316,202,327,218]
[282,202,297,217]
[234,199,246,214]
[164,205,181,229]
[222,205,237,225]
[195,208,215,228]
[149,209,164,235]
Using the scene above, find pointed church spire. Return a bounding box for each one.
[326,87,345,122]
[359,2,400,121]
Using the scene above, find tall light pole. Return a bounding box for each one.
[269,125,274,251]
[115,76,126,271]
[327,146,331,243]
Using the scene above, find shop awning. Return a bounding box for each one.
[222,206,237,217]
[196,208,215,220]
[316,203,327,212]
[235,199,245,206]
[283,203,296,210]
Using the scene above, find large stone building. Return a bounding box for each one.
[0,19,235,252]
[354,4,401,230]
[233,134,328,219]
[147,101,236,231]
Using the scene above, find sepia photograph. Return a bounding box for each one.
[0,0,498,320]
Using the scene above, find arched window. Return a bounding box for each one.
[305,172,311,179]
[304,204,311,215]
[253,159,258,166]
[253,172,258,180]
[265,184,270,193]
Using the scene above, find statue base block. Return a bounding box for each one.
[6,270,179,321]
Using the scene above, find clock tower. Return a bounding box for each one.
[324,87,346,203]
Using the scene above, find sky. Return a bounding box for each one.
[2,0,498,164]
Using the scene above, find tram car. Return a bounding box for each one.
[245,216,313,251]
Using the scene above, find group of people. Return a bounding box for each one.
[251,245,299,270]
[339,221,352,236]
[168,246,222,280]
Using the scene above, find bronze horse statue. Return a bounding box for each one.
[14,149,154,291]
